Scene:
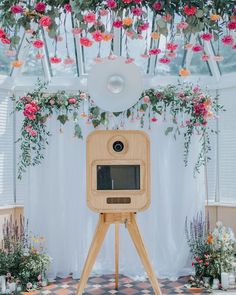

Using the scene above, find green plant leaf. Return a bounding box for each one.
[165,126,174,135]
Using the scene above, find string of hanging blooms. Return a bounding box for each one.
[13,80,223,179]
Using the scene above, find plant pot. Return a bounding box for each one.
[188,287,203,293]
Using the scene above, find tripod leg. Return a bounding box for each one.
[115,223,119,290]
[77,214,109,295]
[126,215,162,295]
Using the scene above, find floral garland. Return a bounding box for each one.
[13,81,223,179]
[0,0,236,74]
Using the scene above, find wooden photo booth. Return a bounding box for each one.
[77,130,162,295]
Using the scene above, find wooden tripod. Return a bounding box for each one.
[76,212,162,295]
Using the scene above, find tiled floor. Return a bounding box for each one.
[27,274,211,294]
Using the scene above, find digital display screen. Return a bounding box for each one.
[97,165,140,190]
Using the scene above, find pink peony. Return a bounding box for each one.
[72,27,83,35]
[194,103,208,117]
[107,0,117,9]
[0,28,6,39]
[35,2,46,12]
[99,9,109,16]
[23,101,40,120]
[227,20,236,30]
[50,56,62,63]
[152,2,162,10]
[83,12,96,23]
[113,20,123,28]
[11,5,23,14]
[132,7,143,16]
[30,130,38,137]
[138,22,149,31]
[80,37,93,47]
[200,33,213,41]
[68,98,77,104]
[176,21,188,30]
[221,35,234,45]
[192,44,203,52]
[149,48,161,55]
[183,5,197,16]
[159,57,170,64]
[39,16,52,27]
[1,38,11,45]
[92,30,103,42]
[166,42,178,51]
[32,39,44,48]
[64,3,72,13]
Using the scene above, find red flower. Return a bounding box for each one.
[227,20,236,30]
[194,103,208,117]
[138,22,149,31]
[1,38,11,45]
[192,44,203,52]
[149,48,161,55]
[232,44,236,49]
[23,101,40,121]
[68,98,77,104]
[221,35,234,45]
[64,4,72,13]
[200,33,213,41]
[133,0,142,3]
[11,5,23,14]
[83,12,96,23]
[0,28,6,39]
[80,37,93,47]
[92,30,103,42]
[159,57,170,64]
[32,39,44,48]
[50,56,62,63]
[131,7,143,16]
[35,2,46,12]
[107,0,117,9]
[151,117,158,122]
[113,20,123,28]
[122,0,132,3]
[183,5,197,16]
[39,16,52,27]
[152,2,162,10]
[166,42,178,51]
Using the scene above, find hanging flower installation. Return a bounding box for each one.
[13,80,223,179]
[0,0,235,74]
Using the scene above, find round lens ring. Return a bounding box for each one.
[112,141,124,152]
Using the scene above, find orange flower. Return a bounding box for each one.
[11,60,24,68]
[210,14,221,21]
[151,32,160,40]
[230,15,236,21]
[179,68,190,76]
[207,233,213,244]
[102,32,113,41]
[204,99,212,108]
[123,17,133,27]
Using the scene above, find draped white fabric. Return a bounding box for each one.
[23,116,205,281]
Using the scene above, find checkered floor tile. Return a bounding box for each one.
[26,274,210,294]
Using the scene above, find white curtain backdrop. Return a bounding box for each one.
[23,115,205,281]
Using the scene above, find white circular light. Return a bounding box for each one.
[107,75,125,94]
[87,57,143,112]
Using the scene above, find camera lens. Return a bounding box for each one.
[113,141,124,152]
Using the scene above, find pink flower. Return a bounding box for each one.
[64,57,75,64]
[56,35,63,42]
[23,101,40,120]
[25,125,37,137]
[151,117,158,122]
[68,97,77,104]
[152,2,162,10]
[143,96,150,103]
[32,39,44,48]
[183,5,197,16]
[159,57,170,64]
[192,44,203,52]
[201,53,210,61]
[1,38,11,45]
[64,4,72,13]
[50,56,62,63]
[200,33,213,41]
[35,2,46,12]
[39,16,52,27]
[11,5,23,14]
[166,42,178,51]
[125,57,135,64]
[227,20,236,30]
[80,37,93,47]
[72,28,83,35]
[132,7,143,16]
[99,9,109,16]
[133,0,142,3]
[149,48,161,55]
[166,51,176,58]
[232,44,236,49]
[221,35,234,45]
[83,12,96,23]
[107,0,117,9]
[162,14,172,21]
[113,20,123,28]
[30,130,38,137]
[122,0,132,3]
[194,103,208,117]
[0,28,6,39]
[138,22,149,31]
[35,53,44,59]
[92,30,103,42]
[176,21,188,30]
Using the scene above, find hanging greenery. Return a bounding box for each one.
[13,80,223,179]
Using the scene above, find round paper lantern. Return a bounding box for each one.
[87,57,143,112]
